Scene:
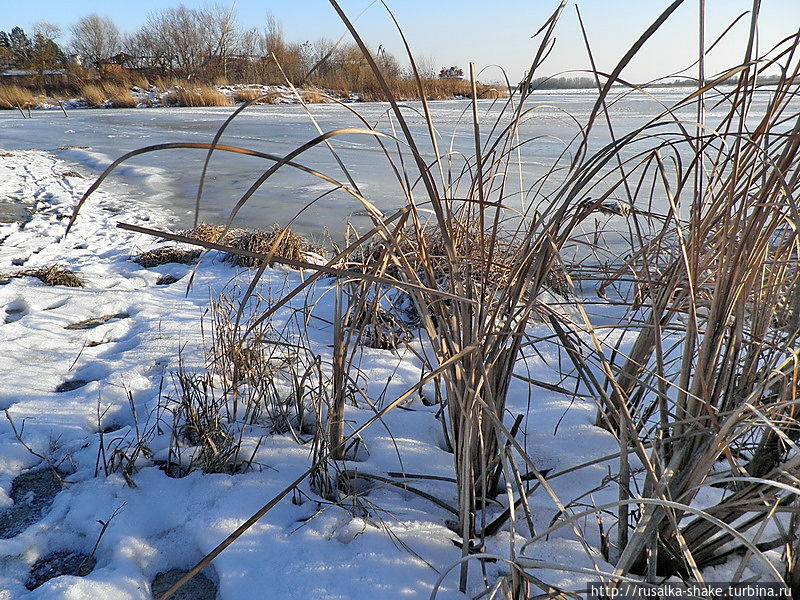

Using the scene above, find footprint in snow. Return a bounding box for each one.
[3,298,29,324]
[151,569,218,600]
[44,298,68,311]
[64,312,130,330]
[55,379,90,393]
[0,469,63,539]
[25,551,96,590]
[156,274,180,285]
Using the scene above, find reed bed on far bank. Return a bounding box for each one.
[66,0,800,598]
[164,86,231,107]
[0,85,34,110]
[356,77,503,101]
[78,83,138,108]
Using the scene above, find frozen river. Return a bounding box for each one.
[0,89,779,241]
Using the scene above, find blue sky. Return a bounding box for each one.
[2,0,798,81]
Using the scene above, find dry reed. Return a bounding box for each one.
[11,265,83,287]
[0,85,34,110]
[165,87,231,107]
[183,223,323,267]
[133,247,201,267]
[65,0,800,597]
[80,85,106,108]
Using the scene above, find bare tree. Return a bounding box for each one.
[260,14,305,83]
[200,3,238,80]
[416,53,438,79]
[309,37,338,78]
[70,14,120,69]
[124,28,173,75]
[134,5,237,81]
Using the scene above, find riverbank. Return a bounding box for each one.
[0,79,505,112]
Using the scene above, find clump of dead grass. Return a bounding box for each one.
[227,227,309,267]
[183,223,324,268]
[165,367,247,476]
[183,223,237,245]
[350,222,570,300]
[0,85,34,110]
[232,89,265,104]
[165,87,230,107]
[12,265,83,287]
[104,84,137,108]
[133,246,201,268]
[80,84,106,108]
[358,78,503,101]
[301,90,326,104]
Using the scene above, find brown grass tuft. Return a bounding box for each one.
[232,89,264,104]
[81,84,106,107]
[226,227,308,267]
[183,224,323,268]
[165,87,230,107]
[183,223,237,245]
[104,84,137,108]
[301,90,326,104]
[133,247,201,268]
[14,265,83,287]
[0,85,35,110]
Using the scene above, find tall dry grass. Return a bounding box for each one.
[80,84,106,107]
[0,85,34,110]
[359,77,502,101]
[101,84,136,108]
[232,88,265,104]
[165,86,231,107]
[66,0,800,598]
[577,40,800,580]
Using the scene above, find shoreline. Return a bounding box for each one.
[0,80,508,113]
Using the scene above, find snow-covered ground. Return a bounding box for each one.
[0,149,634,598]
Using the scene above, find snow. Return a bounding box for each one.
[0,148,637,598]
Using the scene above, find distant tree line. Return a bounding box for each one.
[525,76,701,89]
[524,74,784,90]
[0,5,412,92]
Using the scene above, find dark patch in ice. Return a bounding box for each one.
[151,569,218,600]
[60,171,84,179]
[65,312,130,330]
[0,468,63,538]
[342,438,369,462]
[25,551,96,590]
